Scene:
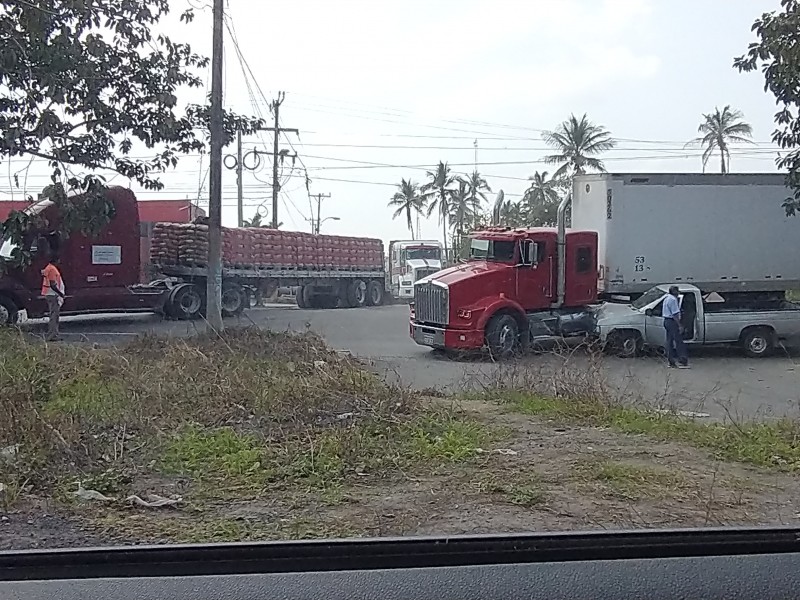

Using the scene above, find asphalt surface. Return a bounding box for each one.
[19,304,800,421]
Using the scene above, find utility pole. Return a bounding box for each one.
[236,129,243,227]
[310,192,331,234]
[206,0,224,330]
[267,92,299,228]
[473,139,478,171]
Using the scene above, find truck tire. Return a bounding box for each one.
[0,295,18,325]
[168,283,203,320]
[221,283,247,317]
[740,327,775,358]
[366,280,385,306]
[606,329,643,358]
[485,313,520,358]
[294,285,308,308]
[346,279,367,308]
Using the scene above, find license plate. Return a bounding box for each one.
[423,333,435,345]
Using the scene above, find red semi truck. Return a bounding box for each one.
[0,187,388,324]
[410,200,600,356]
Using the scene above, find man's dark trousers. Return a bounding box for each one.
[664,317,687,366]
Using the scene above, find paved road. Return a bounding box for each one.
[21,304,800,420]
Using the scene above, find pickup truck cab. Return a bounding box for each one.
[594,284,800,358]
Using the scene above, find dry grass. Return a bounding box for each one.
[469,347,800,472]
[0,328,491,509]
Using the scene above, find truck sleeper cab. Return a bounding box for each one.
[410,227,598,356]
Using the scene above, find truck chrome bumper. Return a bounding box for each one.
[410,321,484,350]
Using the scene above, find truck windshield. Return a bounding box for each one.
[469,238,515,262]
[405,247,440,261]
[631,287,667,310]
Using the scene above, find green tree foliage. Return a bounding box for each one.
[387,178,424,239]
[542,113,616,178]
[734,0,800,215]
[687,106,754,173]
[0,0,263,269]
[421,161,457,259]
[522,171,566,227]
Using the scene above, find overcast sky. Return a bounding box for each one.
[1,0,786,243]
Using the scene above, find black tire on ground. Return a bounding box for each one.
[168,283,204,320]
[366,280,385,306]
[485,313,520,358]
[0,295,18,325]
[346,279,367,308]
[741,327,775,358]
[221,282,247,317]
[606,329,643,358]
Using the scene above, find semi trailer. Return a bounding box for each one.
[0,187,389,324]
[571,173,800,300]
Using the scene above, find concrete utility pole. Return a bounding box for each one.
[236,129,243,227]
[267,92,299,229]
[310,192,331,234]
[206,0,224,330]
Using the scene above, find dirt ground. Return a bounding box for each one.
[3,397,799,551]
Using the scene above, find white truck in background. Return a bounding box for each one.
[388,240,444,301]
[572,173,800,303]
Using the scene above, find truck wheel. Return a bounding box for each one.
[366,280,385,306]
[221,283,246,317]
[346,279,367,308]
[296,285,308,309]
[741,327,775,358]
[485,313,520,358]
[169,283,203,320]
[0,295,18,325]
[606,330,642,358]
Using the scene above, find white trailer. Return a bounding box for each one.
[571,173,800,299]
[387,240,444,300]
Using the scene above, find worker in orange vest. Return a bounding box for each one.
[41,249,65,341]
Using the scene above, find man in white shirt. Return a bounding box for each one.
[662,286,689,368]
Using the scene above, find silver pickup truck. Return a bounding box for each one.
[594,284,800,358]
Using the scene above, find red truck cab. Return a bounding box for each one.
[410,226,599,355]
[0,187,167,323]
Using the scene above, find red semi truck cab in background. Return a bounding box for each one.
[409,225,600,355]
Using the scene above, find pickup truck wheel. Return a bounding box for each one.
[607,330,642,358]
[366,280,384,306]
[346,279,367,308]
[485,314,520,358]
[0,295,18,325]
[221,283,246,317]
[741,327,775,358]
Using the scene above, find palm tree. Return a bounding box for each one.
[244,211,264,227]
[542,113,616,178]
[421,161,457,258]
[688,105,754,173]
[449,178,482,257]
[465,170,491,206]
[388,178,424,239]
[522,171,564,227]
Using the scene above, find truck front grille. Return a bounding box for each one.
[414,268,437,281]
[414,282,449,325]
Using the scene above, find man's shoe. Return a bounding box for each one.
[677,363,690,369]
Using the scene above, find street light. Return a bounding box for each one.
[308,215,340,234]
